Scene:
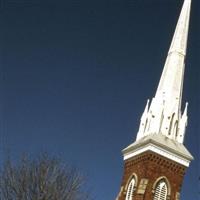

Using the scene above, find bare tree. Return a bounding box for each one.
[0,154,90,200]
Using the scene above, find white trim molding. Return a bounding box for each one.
[123,143,191,167]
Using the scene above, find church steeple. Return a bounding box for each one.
[116,1,194,199]
[136,0,192,143]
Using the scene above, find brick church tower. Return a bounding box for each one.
[116,0,193,200]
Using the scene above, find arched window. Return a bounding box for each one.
[174,120,178,137]
[159,110,164,133]
[144,118,148,133]
[125,178,135,200]
[153,180,168,200]
[168,113,175,136]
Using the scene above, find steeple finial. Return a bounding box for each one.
[136,0,192,143]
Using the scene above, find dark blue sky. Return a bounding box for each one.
[0,0,199,199]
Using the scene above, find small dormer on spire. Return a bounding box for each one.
[137,99,149,140]
[178,102,188,143]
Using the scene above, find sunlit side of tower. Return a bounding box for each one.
[116,0,193,199]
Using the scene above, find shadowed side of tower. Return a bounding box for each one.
[116,0,193,200]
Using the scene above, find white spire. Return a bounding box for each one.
[136,0,192,143]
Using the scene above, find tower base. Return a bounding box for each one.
[116,151,187,200]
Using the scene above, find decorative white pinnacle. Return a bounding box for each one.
[136,0,192,143]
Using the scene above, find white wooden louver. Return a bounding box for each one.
[125,178,135,200]
[153,181,168,200]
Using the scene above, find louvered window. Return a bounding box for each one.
[153,180,168,200]
[125,178,135,200]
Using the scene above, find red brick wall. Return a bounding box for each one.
[117,151,187,200]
